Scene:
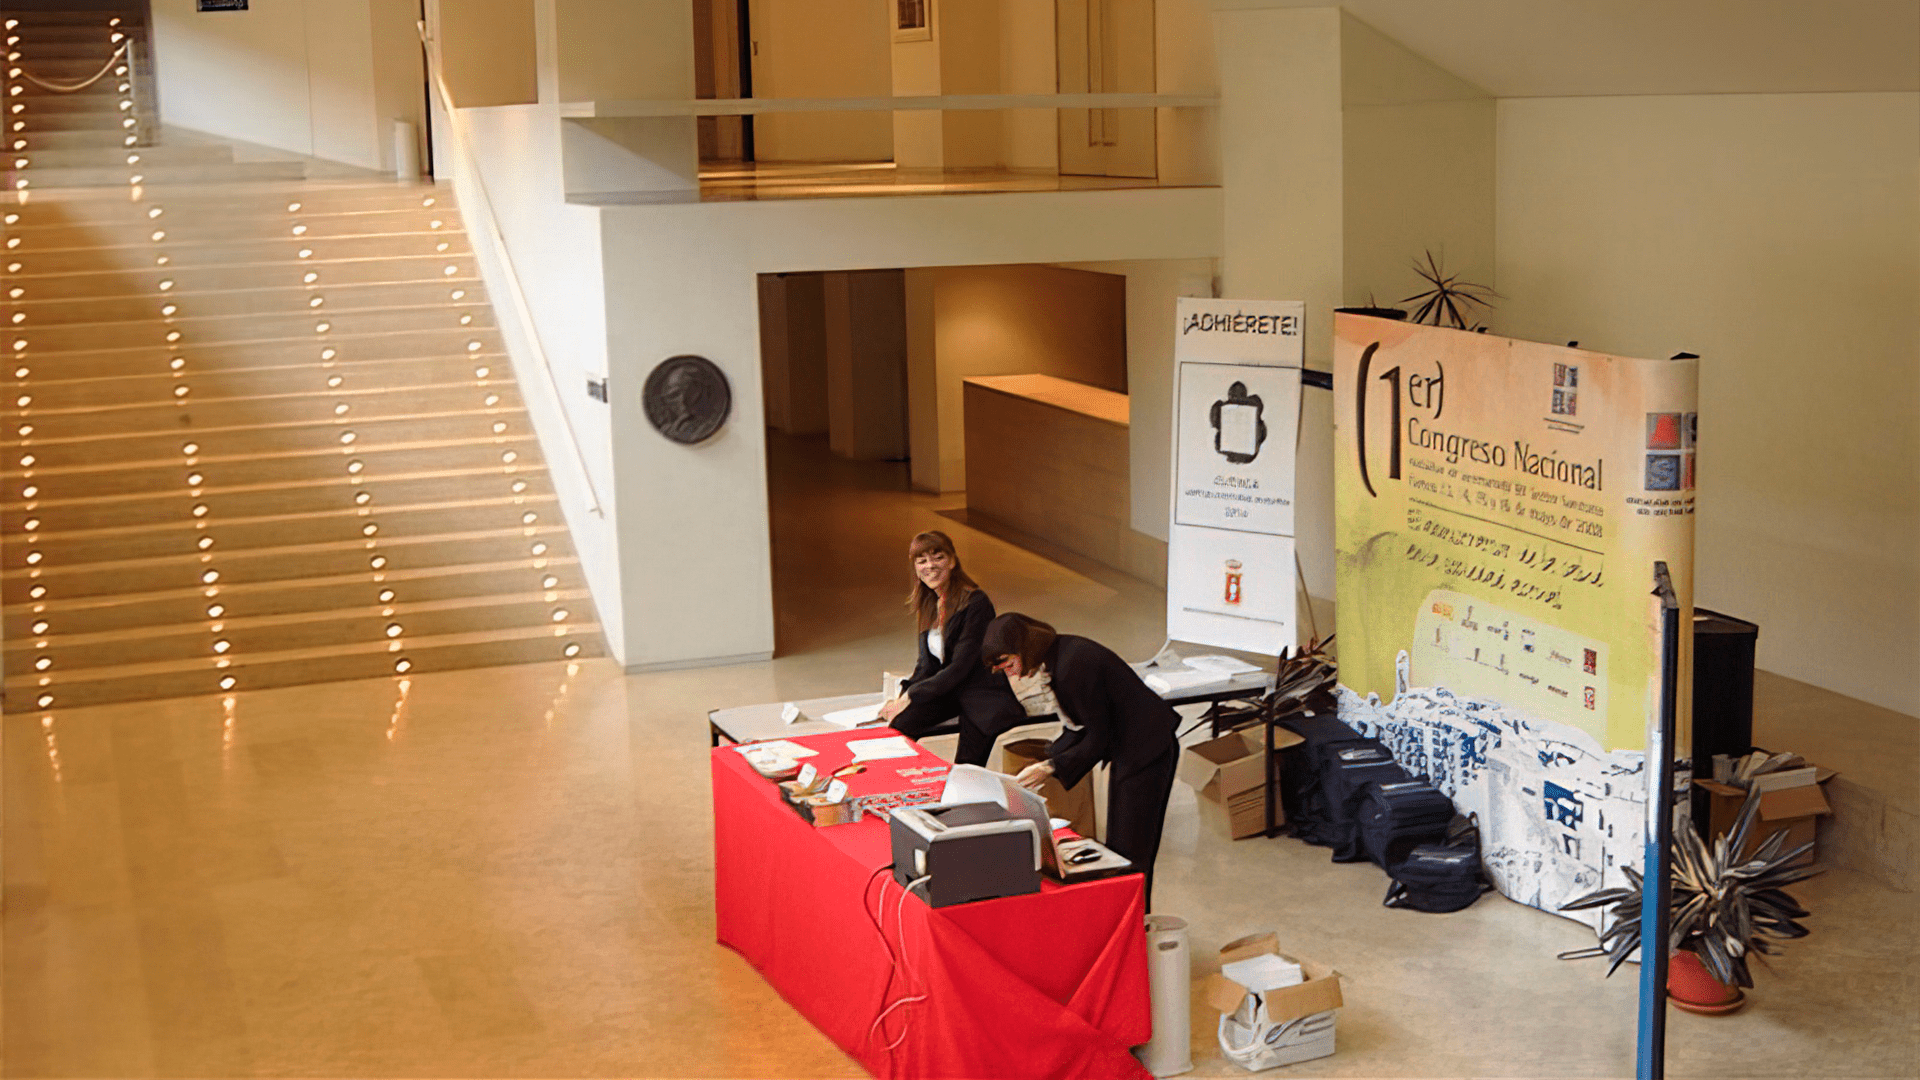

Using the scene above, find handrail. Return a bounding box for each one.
[13,42,128,93]
[417,23,606,519]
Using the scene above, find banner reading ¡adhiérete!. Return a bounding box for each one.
[1333,314,1697,922]
[1166,298,1303,655]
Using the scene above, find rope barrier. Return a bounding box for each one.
[13,42,129,94]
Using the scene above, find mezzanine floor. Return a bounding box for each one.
[4,434,1914,1078]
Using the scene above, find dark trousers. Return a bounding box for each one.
[1105,748,1179,910]
[890,682,1027,767]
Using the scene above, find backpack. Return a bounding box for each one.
[1314,739,1409,862]
[1351,779,1455,869]
[1274,715,1360,845]
[1383,815,1492,913]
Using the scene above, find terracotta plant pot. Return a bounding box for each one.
[1667,949,1746,1015]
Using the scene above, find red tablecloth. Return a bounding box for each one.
[713,729,1153,1080]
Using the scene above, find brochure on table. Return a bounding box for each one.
[1166,298,1304,655]
[1331,314,1697,926]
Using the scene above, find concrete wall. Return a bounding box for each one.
[433,0,537,108]
[1495,92,1920,717]
[1213,5,1343,630]
[151,0,425,172]
[759,274,830,435]
[1211,5,1496,639]
[747,0,892,162]
[825,270,909,460]
[1340,13,1495,314]
[595,188,1219,668]
[1055,258,1216,545]
[904,264,1129,492]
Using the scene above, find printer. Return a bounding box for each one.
[889,765,1050,907]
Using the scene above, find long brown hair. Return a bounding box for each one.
[906,531,980,632]
[981,613,1056,673]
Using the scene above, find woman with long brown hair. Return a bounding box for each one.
[981,612,1180,906]
[880,531,1026,767]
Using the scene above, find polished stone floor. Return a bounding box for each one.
[5,435,1915,1078]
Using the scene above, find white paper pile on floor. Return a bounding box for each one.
[1337,674,1650,930]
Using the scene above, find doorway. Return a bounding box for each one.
[1056,0,1156,179]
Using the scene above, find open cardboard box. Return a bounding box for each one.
[1693,762,1835,864]
[1179,727,1303,840]
[1203,932,1343,1025]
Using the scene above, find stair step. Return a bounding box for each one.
[5,257,482,299]
[13,279,491,323]
[5,557,580,632]
[6,129,149,151]
[7,231,474,274]
[3,332,503,379]
[5,524,579,601]
[14,305,497,351]
[7,588,591,668]
[5,625,602,711]
[6,206,464,246]
[9,415,535,477]
[10,357,510,405]
[6,144,231,170]
[2,435,539,498]
[6,466,552,532]
[13,160,304,189]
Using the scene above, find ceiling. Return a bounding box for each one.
[1230,0,1920,97]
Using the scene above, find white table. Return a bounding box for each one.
[706,667,1274,747]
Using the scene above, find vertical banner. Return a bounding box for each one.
[1332,314,1697,923]
[1166,299,1303,654]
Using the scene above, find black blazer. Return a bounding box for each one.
[904,589,999,701]
[1043,635,1179,789]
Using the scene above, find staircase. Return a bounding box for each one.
[2,7,606,711]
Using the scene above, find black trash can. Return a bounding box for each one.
[1691,608,1759,835]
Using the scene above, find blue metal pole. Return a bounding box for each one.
[1638,563,1681,1080]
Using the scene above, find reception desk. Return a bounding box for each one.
[962,375,1165,584]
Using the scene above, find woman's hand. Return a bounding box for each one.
[1015,760,1055,791]
[878,695,910,722]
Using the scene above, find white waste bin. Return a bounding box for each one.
[1135,914,1194,1076]
[394,119,421,182]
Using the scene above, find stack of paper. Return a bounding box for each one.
[1222,953,1304,993]
[848,735,920,762]
[1185,655,1262,676]
[822,702,887,728]
[1145,669,1223,694]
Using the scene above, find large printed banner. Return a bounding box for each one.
[1333,314,1697,921]
[1167,299,1303,654]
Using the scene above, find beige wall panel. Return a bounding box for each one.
[1496,91,1920,717]
[1214,6,1343,608]
[437,0,538,107]
[749,0,892,161]
[926,264,1127,491]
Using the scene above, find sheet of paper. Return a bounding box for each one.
[1184,654,1262,676]
[1222,954,1303,993]
[848,735,919,762]
[734,739,817,759]
[939,763,1013,808]
[1146,670,1223,694]
[822,702,886,728]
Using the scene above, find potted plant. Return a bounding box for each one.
[1558,792,1818,1014]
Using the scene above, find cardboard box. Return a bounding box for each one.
[1694,766,1834,864]
[1179,727,1303,840]
[1204,932,1342,1025]
[1000,738,1097,839]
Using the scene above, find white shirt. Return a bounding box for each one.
[1008,665,1079,730]
[927,626,945,663]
